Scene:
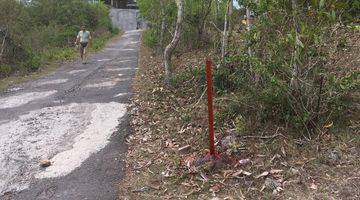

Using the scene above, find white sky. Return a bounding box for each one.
[233,0,241,9]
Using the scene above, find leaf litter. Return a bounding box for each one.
[119,42,360,199]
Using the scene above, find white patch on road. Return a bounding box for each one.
[119,57,137,60]
[83,81,117,88]
[126,30,142,33]
[97,59,112,62]
[119,49,136,51]
[117,60,132,63]
[0,102,126,193]
[104,47,122,51]
[124,30,142,35]
[114,93,127,98]
[0,103,92,193]
[105,68,133,72]
[36,79,68,86]
[7,87,22,92]
[68,69,86,75]
[36,102,126,178]
[0,120,9,125]
[105,48,136,52]
[84,78,130,88]
[0,91,56,109]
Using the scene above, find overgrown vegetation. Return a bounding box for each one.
[122,0,359,198]
[219,0,359,136]
[138,0,359,135]
[122,36,359,199]
[0,0,119,78]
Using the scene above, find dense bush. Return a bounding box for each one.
[137,0,358,135]
[216,0,359,134]
[0,0,118,77]
[142,29,159,49]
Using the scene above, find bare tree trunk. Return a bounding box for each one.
[159,0,166,50]
[227,0,234,42]
[246,8,253,56]
[245,2,260,83]
[163,0,184,83]
[198,0,212,42]
[221,0,231,60]
[215,0,219,19]
[0,28,8,63]
[290,0,301,89]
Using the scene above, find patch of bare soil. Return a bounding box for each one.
[119,34,359,199]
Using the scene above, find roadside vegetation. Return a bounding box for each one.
[0,0,119,80]
[121,0,359,199]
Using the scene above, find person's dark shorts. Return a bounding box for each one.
[80,42,88,49]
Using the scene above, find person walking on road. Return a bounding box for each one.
[75,25,91,64]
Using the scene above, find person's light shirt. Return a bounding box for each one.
[77,31,91,43]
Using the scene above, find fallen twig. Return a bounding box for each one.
[209,21,223,34]
[239,134,281,140]
[192,87,206,108]
[132,186,149,193]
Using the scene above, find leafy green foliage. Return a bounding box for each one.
[143,29,160,49]
[138,0,227,50]
[138,0,357,134]
[217,0,359,134]
[0,0,117,77]
[0,64,11,77]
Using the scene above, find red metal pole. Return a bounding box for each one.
[206,60,216,156]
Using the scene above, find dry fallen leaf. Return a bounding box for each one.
[209,184,221,193]
[281,146,286,157]
[148,180,161,190]
[238,158,251,165]
[255,171,269,179]
[273,186,284,195]
[178,145,191,154]
[223,170,234,178]
[323,122,333,128]
[232,170,252,177]
[161,170,172,177]
[270,154,281,163]
[270,169,283,174]
[232,170,243,177]
[165,139,176,148]
[183,154,196,168]
[200,171,209,181]
[183,189,197,197]
[310,182,318,190]
[242,171,252,176]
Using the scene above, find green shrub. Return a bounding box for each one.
[109,26,120,35]
[24,54,41,72]
[216,0,359,134]
[0,0,115,77]
[0,65,12,77]
[143,29,159,49]
[91,36,109,51]
[43,48,76,62]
